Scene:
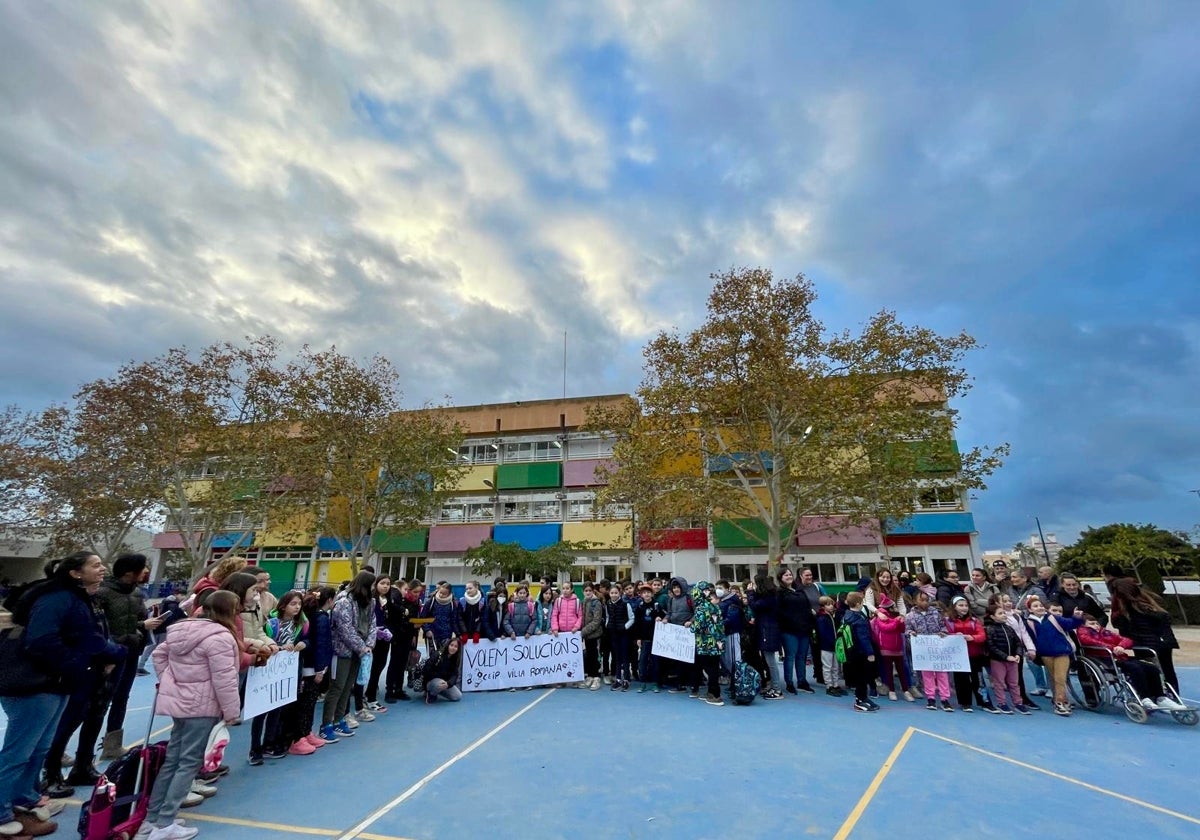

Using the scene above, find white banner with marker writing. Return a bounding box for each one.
[909,634,970,672]
[651,622,695,663]
[242,650,300,718]
[461,632,585,692]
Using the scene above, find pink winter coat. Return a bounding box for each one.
[153,618,242,721]
[871,611,907,657]
[551,592,583,633]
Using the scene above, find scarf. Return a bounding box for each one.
[434,591,453,606]
[464,591,482,606]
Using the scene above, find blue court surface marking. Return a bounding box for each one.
[6,667,1196,839]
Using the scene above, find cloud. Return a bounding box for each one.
[1,1,1198,548]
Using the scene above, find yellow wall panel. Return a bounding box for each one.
[255,511,317,547]
[316,560,354,585]
[563,520,634,549]
[438,464,496,492]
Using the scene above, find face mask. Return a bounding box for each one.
[715,588,727,598]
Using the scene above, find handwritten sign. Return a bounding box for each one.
[651,622,695,664]
[910,635,970,672]
[242,650,300,718]
[461,632,584,692]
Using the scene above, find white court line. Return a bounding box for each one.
[126,722,173,749]
[336,689,557,840]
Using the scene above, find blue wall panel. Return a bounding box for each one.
[492,523,562,550]
[885,512,976,535]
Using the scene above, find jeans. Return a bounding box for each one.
[105,648,139,733]
[0,693,69,821]
[761,648,783,689]
[1028,660,1048,691]
[426,679,462,702]
[145,717,218,827]
[780,632,811,688]
[321,655,358,726]
[608,632,630,681]
[638,642,658,685]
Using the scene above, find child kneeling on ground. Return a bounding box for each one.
[423,637,463,703]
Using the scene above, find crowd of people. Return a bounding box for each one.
[0,551,1188,839]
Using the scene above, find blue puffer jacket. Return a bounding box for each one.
[421,596,460,644]
[1024,614,1081,658]
[23,582,125,694]
[841,608,874,658]
[303,609,334,675]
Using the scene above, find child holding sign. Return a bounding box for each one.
[905,591,953,712]
[945,596,986,712]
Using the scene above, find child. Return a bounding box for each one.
[633,585,665,692]
[1024,597,1082,716]
[422,637,463,703]
[580,584,605,690]
[421,582,461,649]
[264,591,309,755]
[550,583,583,637]
[944,596,986,712]
[137,590,242,840]
[597,581,614,683]
[503,584,536,640]
[717,580,745,678]
[691,583,726,705]
[841,592,878,712]
[905,591,953,711]
[299,588,334,746]
[984,602,1027,715]
[870,602,912,701]
[815,596,846,697]
[458,580,485,644]
[604,584,634,690]
[533,586,555,636]
[621,581,640,680]
[996,593,1040,709]
[1077,617,1184,711]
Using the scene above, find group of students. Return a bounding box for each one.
[1,550,1189,840]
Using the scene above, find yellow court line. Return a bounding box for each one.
[833,726,915,840]
[912,728,1200,826]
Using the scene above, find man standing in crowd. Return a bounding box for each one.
[1037,565,1061,602]
[797,568,824,684]
[254,567,277,618]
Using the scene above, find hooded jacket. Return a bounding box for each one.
[904,605,946,636]
[690,583,725,656]
[504,597,536,637]
[1024,613,1081,658]
[332,595,376,658]
[551,591,583,633]
[533,596,555,634]
[841,608,874,659]
[153,618,241,720]
[665,587,694,626]
[22,581,125,694]
[750,588,781,652]
[871,611,907,657]
[984,617,1023,662]
[963,581,999,618]
[719,592,746,635]
[934,578,963,608]
[581,595,605,640]
[1077,624,1134,658]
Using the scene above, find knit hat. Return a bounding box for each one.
[951,595,967,606]
[855,578,872,592]
[879,595,895,610]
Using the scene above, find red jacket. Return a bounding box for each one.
[945,615,986,657]
[1077,625,1134,659]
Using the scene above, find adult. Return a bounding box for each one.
[990,559,1014,600]
[96,553,162,760]
[864,568,907,616]
[189,555,248,612]
[897,571,917,600]
[253,568,277,620]
[797,568,825,684]
[775,568,815,694]
[1052,574,1106,625]
[3,552,124,832]
[1037,566,1060,602]
[1109,578,1181,693]
[1008,568,1046,613]
[749,574,784,699]
[963,568,999,619]
[934,570,964,609]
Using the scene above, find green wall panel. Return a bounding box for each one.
[496,462,562,490]
[372,527,429,553]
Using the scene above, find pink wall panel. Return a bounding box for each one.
[563,458,615,487]
[152,531,186,549]
[428,524,493,552]
[794,516,881,547]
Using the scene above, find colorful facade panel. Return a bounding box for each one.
[563,458,615,487]
[493,523,562,550]
[562,520,633,549]
[428,524,493,552]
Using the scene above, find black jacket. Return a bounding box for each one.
[422,641,461,686]
[934,578,962,608]
[633,601,665,641]
[1114,609,1178,650]
[776,586,814,635]
[1052,590,1107,625]
[984,619,1021,662]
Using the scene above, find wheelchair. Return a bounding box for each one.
[1066,645,1197,725]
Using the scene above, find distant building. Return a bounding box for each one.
[0,527,157,585]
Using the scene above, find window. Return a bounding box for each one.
[567,435,614,459]
[917,486,962,510]
[456,443,499,464]
[501,440,563,463]
[439,503,466,522]
[185,459,222,480]
[567,499,594,521]
[598,502,633,520]
[717,563,760,584]
[261,551,308,560]
[379,556,426,583]
[813,563,837,584]
[466,502,493,522]
[841,563,862,583]
[502,441,532,462]
[531,500,561,520]
[500,500,532,521]
[223,510,261,529]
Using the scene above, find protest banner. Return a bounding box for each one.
[651,622,695,663]
[242,650,300,718]
[909,634,970,672]
[461,632,584,692]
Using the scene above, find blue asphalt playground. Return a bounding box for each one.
[4,667,1197,840]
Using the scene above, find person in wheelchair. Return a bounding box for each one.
[1076,618,1186,712]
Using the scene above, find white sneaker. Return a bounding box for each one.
[1140,697,1158,711]
[0,821,25,837]
[343,713,360,729]
[180,791,204,808]
[356,709,376,722]
[190,780,218,797]
[147,823,199,840]
[1156,696,1188,712]
[588,677,601,691]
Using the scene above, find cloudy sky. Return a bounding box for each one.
[2,1,1198,550]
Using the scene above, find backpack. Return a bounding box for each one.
[835,621,855,664]
[507,600,535,618]
[730,660,761,705]
[78,740,169,840]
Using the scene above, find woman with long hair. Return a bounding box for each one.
[863,567,907,616]
[775,568,815,695]
[750,573,784,699]
[364,576,393,712]
[1110,578,1181,692]
[321,572,376,738]
[136,590,243,840]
